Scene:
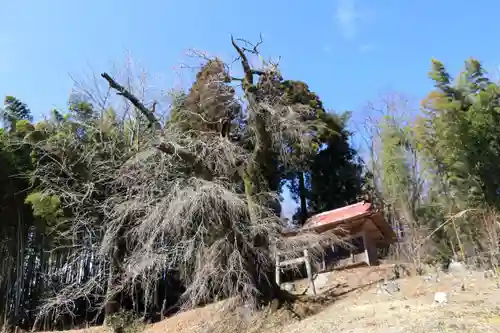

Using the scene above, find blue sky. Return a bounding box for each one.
[2,0,500,218]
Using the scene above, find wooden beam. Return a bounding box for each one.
[361,228,371,266]
[275,254,281,286]
[278,257,306,267]
[276,245,311,256]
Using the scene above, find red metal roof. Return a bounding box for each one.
[303,201,373,229]
[281,201,396,244]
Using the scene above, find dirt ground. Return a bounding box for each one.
[46,264,500,333]
[272,265,500,332]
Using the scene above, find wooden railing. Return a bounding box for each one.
[275,248,316,295]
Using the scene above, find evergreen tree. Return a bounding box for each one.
[308,118,364,214]
[1,96,33,132]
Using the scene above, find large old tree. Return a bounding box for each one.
[22,36,337,331]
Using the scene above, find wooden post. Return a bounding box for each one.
[303,249,316,295]
[362,229,371,266]
[275,254,281,286]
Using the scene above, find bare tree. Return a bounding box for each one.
[357,92,431,272]
[96,36,337,310]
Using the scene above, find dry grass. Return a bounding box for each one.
[273,266,500,333]
[36,265,500,333]
[148,264,500,333]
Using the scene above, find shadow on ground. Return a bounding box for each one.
[288,278,385,320]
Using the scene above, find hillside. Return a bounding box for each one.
[48,265,500,333]
[274,266,500,332]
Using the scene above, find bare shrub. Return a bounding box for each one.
[395,220,432,275]
[476,209,500,271]
[103,119,343,312]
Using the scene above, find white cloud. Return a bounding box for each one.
[334,0,375,43]
[335,0,359,40]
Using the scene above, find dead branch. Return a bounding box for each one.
[230,36,265,85]
[101,72,161,130]
[236,34,264,54]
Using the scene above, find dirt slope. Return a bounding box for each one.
[150,265,500,332]
[273,269,500,332]
[43,265,500,333]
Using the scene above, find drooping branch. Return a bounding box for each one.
[101,72,161,130]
